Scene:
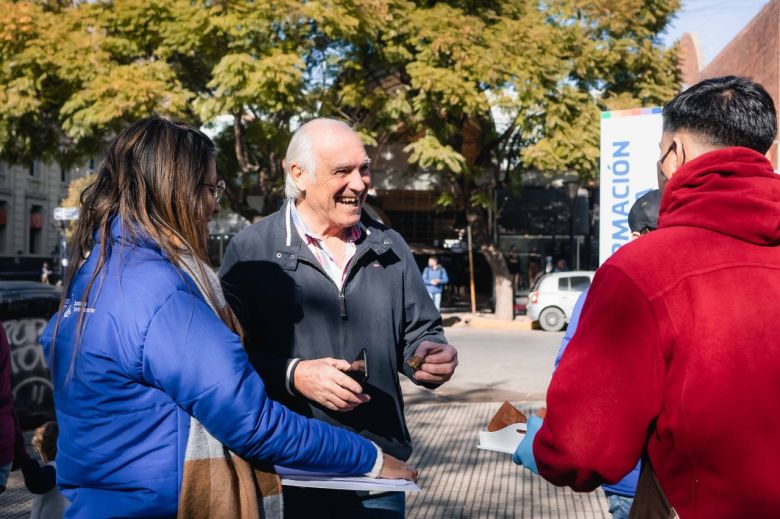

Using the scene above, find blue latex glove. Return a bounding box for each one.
[513,415,543,474]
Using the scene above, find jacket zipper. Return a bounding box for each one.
[338,290,347,318]
[296,245,377,321]
[295,256,352,320]
[337,245,380,319]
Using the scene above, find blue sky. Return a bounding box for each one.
[662,0,769,65]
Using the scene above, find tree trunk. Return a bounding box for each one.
[468,210,514,321]
[481,242,514,321]
[231,114,262,221]
[456,117,514,320]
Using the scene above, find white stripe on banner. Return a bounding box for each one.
[599,108,663,264]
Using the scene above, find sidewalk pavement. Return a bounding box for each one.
[0,433,33,519]
[442,311,534,331]
[0,402,609,519]
[405,401,609,518]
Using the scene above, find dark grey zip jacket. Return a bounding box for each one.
[219,201,447,460]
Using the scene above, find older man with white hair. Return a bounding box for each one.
[220,118,458,518]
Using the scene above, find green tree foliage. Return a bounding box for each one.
[315,0,681,318]
[0,0,680,318]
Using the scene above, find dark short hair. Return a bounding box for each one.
[663,76,777,154]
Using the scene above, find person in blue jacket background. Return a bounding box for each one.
[422,255,449,311]
[515,189,660,519]
[41,117,415,518]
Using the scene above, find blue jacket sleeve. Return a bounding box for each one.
[440,267,449,285]
[422,267,432,286]
[553,288,588,371]
[141,290,376,474]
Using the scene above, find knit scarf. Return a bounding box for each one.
[177,254,283,519]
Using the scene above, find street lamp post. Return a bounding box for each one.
[563,174,579,270]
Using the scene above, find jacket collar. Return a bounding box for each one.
[273,200,393,271]
[95,216,162,253]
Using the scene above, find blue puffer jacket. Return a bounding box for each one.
[40,220,376,518]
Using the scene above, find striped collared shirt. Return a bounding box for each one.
[289,203,362,290]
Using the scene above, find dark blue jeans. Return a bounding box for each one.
[283,487,405,518]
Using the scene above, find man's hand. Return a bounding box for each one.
[379,454,418,483]
[293,358,371,412]
[411,341,458,384]
[431,278,440,286]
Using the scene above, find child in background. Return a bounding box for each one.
[21,421,68,519]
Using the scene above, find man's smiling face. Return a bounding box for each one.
[295,123,371,233]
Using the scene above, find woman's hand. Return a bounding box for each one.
[379,454,418,483]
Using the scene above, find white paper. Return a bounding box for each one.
[275,466,421,493]
[476,423,527,454]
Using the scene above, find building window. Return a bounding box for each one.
[61,167,68,183]
[29,205,43,254]
[29,161,36,177]
[89,157,95,170]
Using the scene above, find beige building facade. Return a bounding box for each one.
[0,160,91,279]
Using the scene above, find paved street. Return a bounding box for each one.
[402,328,564,404]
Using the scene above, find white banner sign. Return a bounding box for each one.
[53,207,79,221]
[599,108,662,264]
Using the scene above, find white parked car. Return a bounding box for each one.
[527,271,595,331]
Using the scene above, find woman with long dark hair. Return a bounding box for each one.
[41,117,415,518]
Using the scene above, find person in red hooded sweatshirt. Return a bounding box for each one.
[514,75,780,518]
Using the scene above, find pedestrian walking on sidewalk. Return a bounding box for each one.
[40,262,52,285]
[422,255,449,311]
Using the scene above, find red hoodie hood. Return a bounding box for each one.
[658,146,780,246]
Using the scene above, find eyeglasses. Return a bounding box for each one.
[200,179,225,204]
[658,143,675,166]
[657,142,686,180]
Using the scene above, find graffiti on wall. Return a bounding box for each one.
[4,318,54,421]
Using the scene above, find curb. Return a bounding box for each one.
[441,312,535,331]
